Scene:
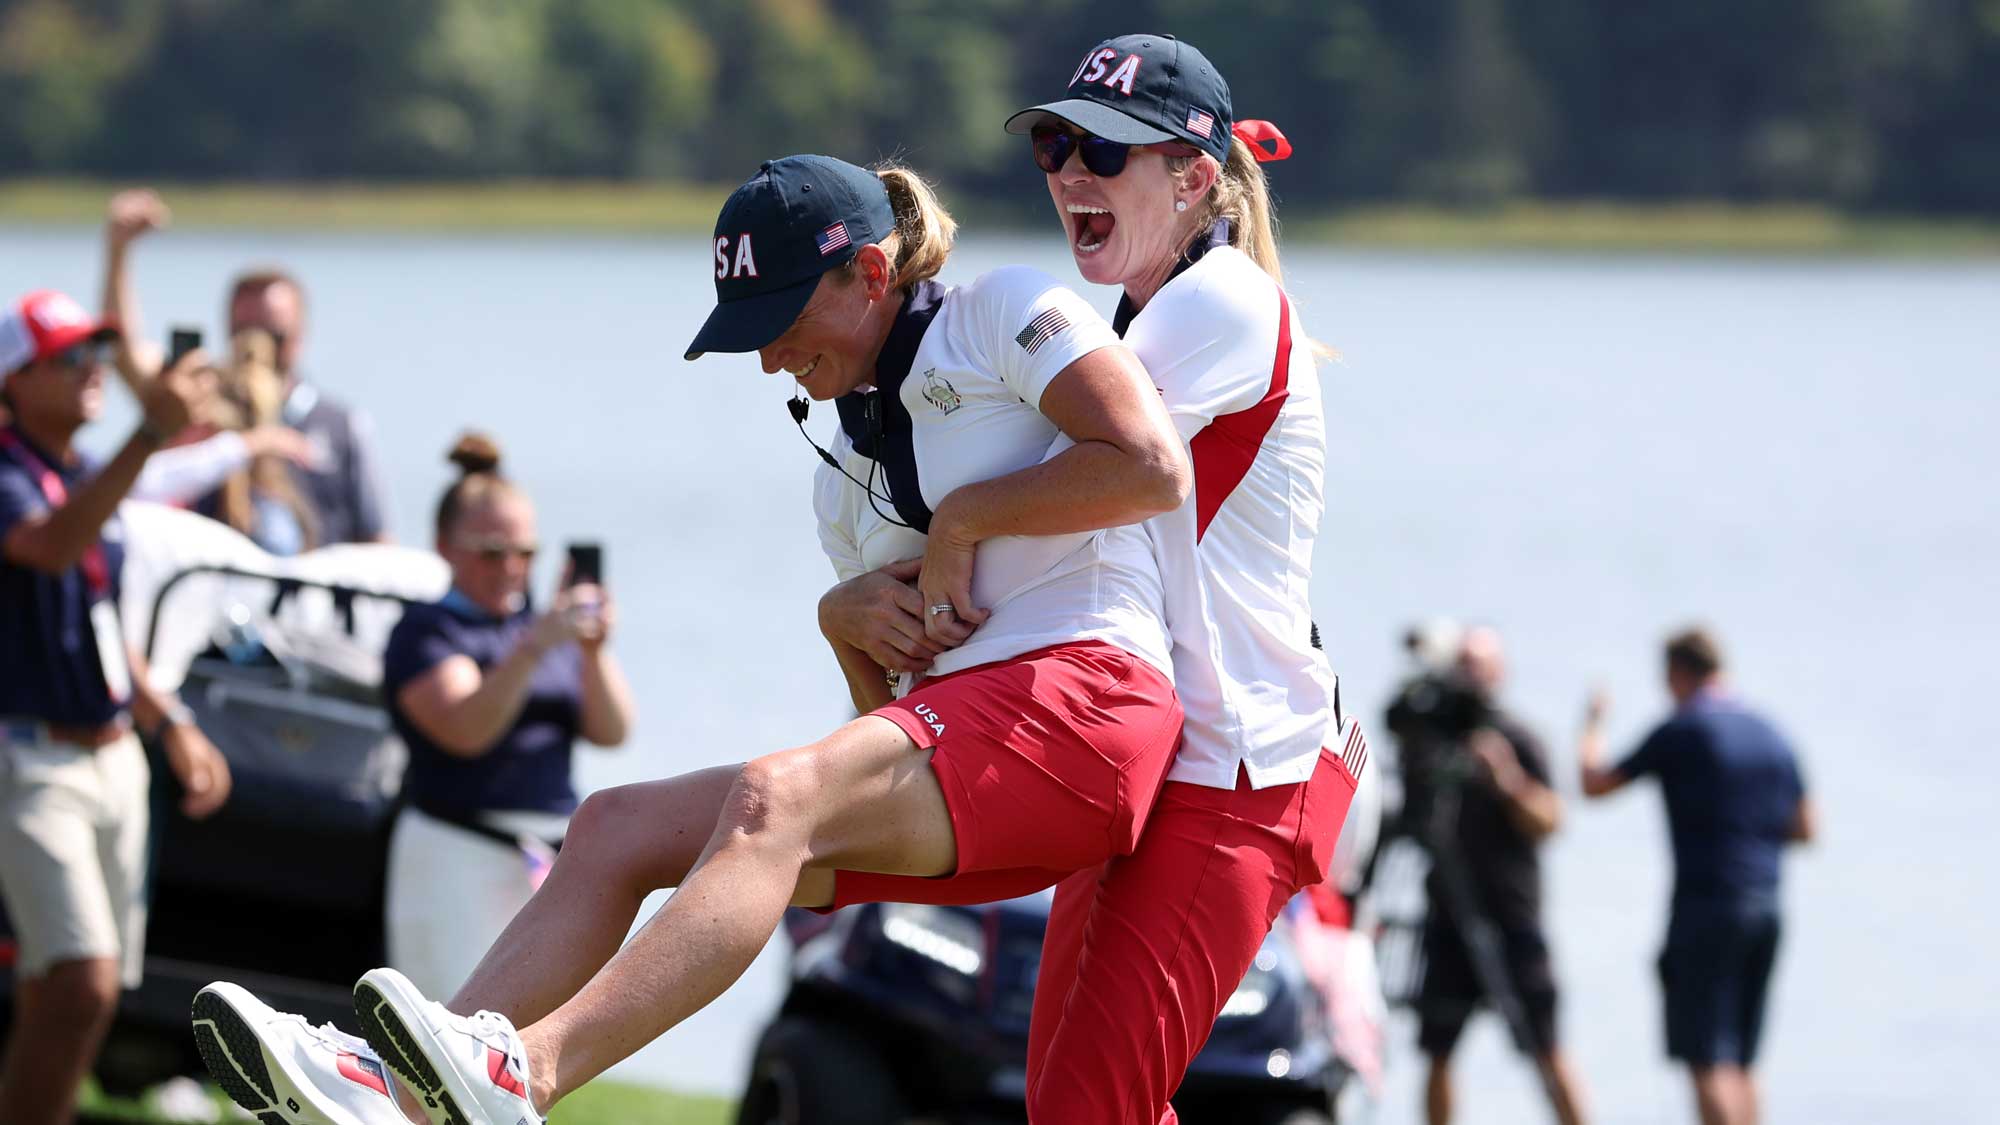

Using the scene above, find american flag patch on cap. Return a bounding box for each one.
[1186,108,1215,139]
[1014,307,1070,354]
[816,222,851,256]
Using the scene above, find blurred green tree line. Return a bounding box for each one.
[2,0,1994,215]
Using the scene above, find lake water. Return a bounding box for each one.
[5,223,1996,1123]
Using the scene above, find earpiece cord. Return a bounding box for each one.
[789,395,918,531]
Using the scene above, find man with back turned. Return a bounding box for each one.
[1580,626,1815,1125]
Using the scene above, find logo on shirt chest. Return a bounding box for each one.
[920,368,962,414]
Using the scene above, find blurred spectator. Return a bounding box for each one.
[1580,627,1815,1125]
[1395,626,1589,1125]
[193,329,321,554]
[98,188,169,392]
[209,265,391,545]
[0,289,233,1125]
[98,189,320,543]
[381,433,633,999]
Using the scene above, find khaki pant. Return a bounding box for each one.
[0,725,150,987]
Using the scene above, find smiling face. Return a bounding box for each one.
[755,243,901,400]
[1042,128,1218,303]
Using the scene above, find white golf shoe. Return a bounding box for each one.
[192,981,406,1125]
[352,967,542,1125]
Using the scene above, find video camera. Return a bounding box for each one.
[1384,668,1495,835]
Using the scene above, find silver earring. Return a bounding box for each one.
[1174,200,1189,213]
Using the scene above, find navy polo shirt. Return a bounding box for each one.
[1617,693,1806,907]
[382,594,582,818]
[0,427,126,726]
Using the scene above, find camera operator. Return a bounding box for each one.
[1386,625,1588,1125]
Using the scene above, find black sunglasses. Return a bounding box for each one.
[1030,124,1200,178]
[1030,125,1142,177]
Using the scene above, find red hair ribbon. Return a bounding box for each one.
[1231,120,1292,163]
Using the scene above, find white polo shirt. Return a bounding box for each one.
[813,267,1173,684]
[1126,245,1339,789]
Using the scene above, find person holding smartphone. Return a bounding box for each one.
[377,432,634,1002]
[1,289,233,1125]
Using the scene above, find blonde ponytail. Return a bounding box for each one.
[868,163,958,290]
[1175,136,1284,287]
[1173,137,1337,359]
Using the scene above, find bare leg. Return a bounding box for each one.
[0,957,121,1125]
[448,765,837,1024]
[1535,1049,1590,1125]
[1690,1065,1734,1125]
[447,766,742,1023]
[1425,1052,1453,1125]
[1741,1068,1760,1125]
[363,766,832,1124]
[386,771,733,1122]
[522,716,957,1108]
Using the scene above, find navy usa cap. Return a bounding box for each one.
[1004,33,1234,164]
[685,155,896,361]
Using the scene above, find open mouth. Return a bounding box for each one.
[790,355,822,383]
[1067,203,1116,255]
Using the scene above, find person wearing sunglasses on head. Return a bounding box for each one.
[984,33,1377,1123]
[194,154,1193,1125]
[0,289,233,1125]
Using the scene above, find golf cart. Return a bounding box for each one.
[736,891,1350,1125]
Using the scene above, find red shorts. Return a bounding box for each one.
[826,640,1181,909]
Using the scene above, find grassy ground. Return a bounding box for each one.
[4,177,1999,254]
[78,1076,734,1125]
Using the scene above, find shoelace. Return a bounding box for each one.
[467,1011,530,1089]
[467,1010,514,1042]
[314,1023,373,1054]
[274,1012,376,1058]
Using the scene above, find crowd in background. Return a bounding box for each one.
[0,189,632,1125]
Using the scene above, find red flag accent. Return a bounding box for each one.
[1231,120,1293,163]
[336,1053,391,1097]
[487,1046,526,1098]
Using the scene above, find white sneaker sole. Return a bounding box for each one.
[192,981,370,1125]
[352,968,477,1125]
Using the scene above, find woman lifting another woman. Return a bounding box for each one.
[195,155,1194,1125]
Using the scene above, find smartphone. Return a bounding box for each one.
[565,542,603,587]
[166,326,203,368]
